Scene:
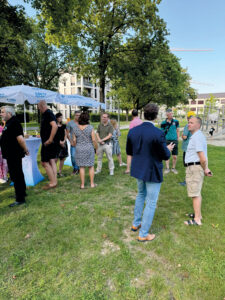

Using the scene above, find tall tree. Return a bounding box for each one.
[27,0,168,104]
[0,0,31,87]
[110,40,196,109]
[16,20,69,91]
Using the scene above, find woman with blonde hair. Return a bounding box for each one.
[110,119,126,167]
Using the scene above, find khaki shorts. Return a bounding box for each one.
[186,165,204,197]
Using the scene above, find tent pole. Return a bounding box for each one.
[24,102,27,134]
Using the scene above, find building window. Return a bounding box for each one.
[198,100,204,104]
[71,87,76,94]
[71,76,75,86]
[221,99,225,104]
[95,89,97,98]
[191,107,196,111]
[191,100,196,105]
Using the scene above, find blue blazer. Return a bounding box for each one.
[126,122,171,183]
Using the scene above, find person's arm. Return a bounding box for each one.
[197,151,212,176]
[176,128,180,139]
[71,133,76,147]
[91,129,98,150]
[44,121,58,146]
[17,135,29,155]
[96,132,102,143]
[66,128,72,144]
[101,133,112,142]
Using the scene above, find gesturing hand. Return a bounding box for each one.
[167,142,175,152]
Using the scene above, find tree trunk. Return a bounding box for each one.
[126,109,129,122]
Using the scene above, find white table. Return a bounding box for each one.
[22,137,44,186]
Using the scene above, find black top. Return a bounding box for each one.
[54,124,66,144]
[0,116,24,159]
[40,109,57,143]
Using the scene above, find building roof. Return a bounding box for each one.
[197,92,225,99]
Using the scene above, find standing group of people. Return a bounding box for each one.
[127,104,212,242]
[0,102,212,242]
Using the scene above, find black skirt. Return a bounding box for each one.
[56,141,68,159]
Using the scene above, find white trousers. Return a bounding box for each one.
[96,143,114,172]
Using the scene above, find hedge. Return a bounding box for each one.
[90,113,132,122]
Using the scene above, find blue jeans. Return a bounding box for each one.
[70,146,79,171]
[133,179,161,237]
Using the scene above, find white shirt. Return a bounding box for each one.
[185,130,207,163]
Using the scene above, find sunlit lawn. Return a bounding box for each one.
[0,130,224,299]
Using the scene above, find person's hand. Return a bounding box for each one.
[25,149,29,156]
[167,142,175,152]
[44,139,52,146]
[204,168,213,177]
[60,140,65,147]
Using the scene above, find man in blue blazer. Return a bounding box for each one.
[126,103,174,242]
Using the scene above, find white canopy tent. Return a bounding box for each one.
[0,84,105,132]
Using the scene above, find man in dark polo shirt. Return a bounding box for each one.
[38,100,58,190]
[0,106,29,207]
[95,113,114,175]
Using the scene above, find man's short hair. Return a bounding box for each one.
[144,103,159,121]
[132,109,138,117]
[75,110,81,114]
[190,116,202,127]
[1,106,15,116]
[101,112,109,118]
[166,108,172,113]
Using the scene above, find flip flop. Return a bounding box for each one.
[184,219,201,226]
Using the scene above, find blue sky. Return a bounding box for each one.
[9,0,225,94]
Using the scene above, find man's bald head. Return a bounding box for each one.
[37,100,48,113]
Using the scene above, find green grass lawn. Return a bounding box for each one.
[0,131,224,299]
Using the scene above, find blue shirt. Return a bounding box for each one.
[161,118,179,141]
[185,130,207,163]
[182,124,192,152]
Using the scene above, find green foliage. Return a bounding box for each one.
[27,0,169,103]
[15,20,70,90]
[110,42,197,109]
[90,113,131,122]
[0,1,32,87]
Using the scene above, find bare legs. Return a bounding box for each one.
[41,159,57,187]
[165,155,177,169]
[79,166,95,188]
[55,158,65,175]
[192,196,202,224]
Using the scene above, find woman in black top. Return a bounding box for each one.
[55,113,68,176]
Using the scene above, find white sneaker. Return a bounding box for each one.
[164,168,170,175]
[119,162,127,167]
[94,170,101,175]
[171,168,178,174]
[109,171,114,176]
[0,179,7,184]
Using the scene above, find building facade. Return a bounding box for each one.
[57,73,115,119]
[188,92,225,112]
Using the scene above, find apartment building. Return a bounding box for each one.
[188,92,225,112]
[57,73,115,119]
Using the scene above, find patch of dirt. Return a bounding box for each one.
[107,278,116,291]
[131,269,155,288]
[101,240,120,255]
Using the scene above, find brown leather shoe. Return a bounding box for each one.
[131,224,141,232]
[137,234,156,242]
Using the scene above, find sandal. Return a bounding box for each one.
[184,219,201,226]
